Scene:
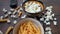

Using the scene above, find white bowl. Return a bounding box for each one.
[13,18,44,34]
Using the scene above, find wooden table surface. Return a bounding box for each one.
[0,0,60,34]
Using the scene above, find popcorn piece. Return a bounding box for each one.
[44,20,47,23]
[46,6,53,11]
[46,11,52,15]
[7,19,10,23]
[49,16,53,20]
[54,18,57,20]
[0,30,3,34]
[45,18,49,21]
[53,21,57,25]
[10,8,14,11]
[13,20,17,24]
[11,15,16,18]
[2,8,7,12]
[5,14,8,18]
[48,31,52,34]
[40,18,44,21]
[45,27,51,31]
[0,16,4,19]
[8,11,12,15]
[46,22,50,25]
[51,14,54,17]
[46,16,50,19]
[20,7,23,10]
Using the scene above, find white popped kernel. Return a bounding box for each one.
[10,8,14,11]
[46,22,50,25]
[49,10,52,13]
[11,15,16,18]
[0,16,4,19]
[0,30,3,34]
[45,31,52,34]
[49,16,53,20]
[13,20,17,24]
[7,19,10,23]
[21,15,26,18]
[44,20,47,23]
[20,8,23,10]
[5,14,8,17]
[54,18,57,20]
[46,12,51,16]
[45,18,49,21]
[45,27,51,31]
[51,14,54,17]
[46,7,50,10]
[2,8,7,12]
[46,16,50,19]
[8,11,11,14]
[40,18,44,21]
[53,21,57,25]
[48,31,52,34]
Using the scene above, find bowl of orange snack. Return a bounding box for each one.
[13,18,44,34]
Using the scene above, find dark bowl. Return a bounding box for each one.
[22,0,44,16]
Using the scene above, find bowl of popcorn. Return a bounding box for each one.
[22,1,44,16]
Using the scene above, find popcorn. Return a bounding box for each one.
[0,16,4,19]
[7,19,10,23]
[40,18,44,21]
[46,11,51,15]
[53,21,57,25]
[46,6,53,11]
[51,14,54,17]
[48,31,52,34]
[45,18,49,21]
[46,16,50,19]
[8,11,12,15]
[45,31,52,34]
[11,15,16,18]
[2,8,7,12]
[44,20,47,23]
[13,20,17,24]
[46,22,50,25]
[45,27,51,31]
[20,7,23,10]
[54,18,57,20]
[4,14,8,18]
[49,16,53,20]
[10,8,14,11]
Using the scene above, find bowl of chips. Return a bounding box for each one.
[13,18,44,34]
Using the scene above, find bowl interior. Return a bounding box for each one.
[22,1,44,14]
[13,18,44,34]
